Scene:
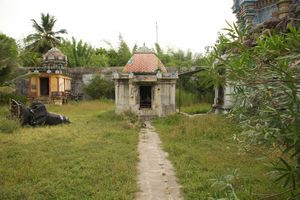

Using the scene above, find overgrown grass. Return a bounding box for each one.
[176,89,213,107]
[180,103,212,114]
[176,89,200,107]
[0,100,139,199]
[153,114,287,200]
[0,106,20,134]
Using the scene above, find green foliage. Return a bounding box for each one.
[178,75,214,103]
[0,86,27,105]
[60,38,109,67]
[176,89,200,107]
[25,13,67,54]
[155,43,194,67]
[0,92,27,105]
[117,35,131,66]
[84,75,114,99]
[209,169,240,200]
[60,35,132,67]
[0,106,20,134]
[19,44,42,67]
[205,22,300,196]
[0,34,19,84]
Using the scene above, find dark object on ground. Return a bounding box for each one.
[10,99,70,126]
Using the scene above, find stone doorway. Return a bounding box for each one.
[140,86,152,109]
[217,86,224,105]
[40,77,49,96]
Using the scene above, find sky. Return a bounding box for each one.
[0,0,236,54]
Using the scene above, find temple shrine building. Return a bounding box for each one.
[113,47,178,118]
[232,0,295,26]
[27,48,72,105]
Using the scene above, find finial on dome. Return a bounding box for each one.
[135,45,153,54]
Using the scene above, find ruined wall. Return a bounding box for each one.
[158,80,176,116]
[66,67,123,99]
[115,79,130,113]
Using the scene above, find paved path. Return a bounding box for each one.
[179,112,208,118]
[136,121,182,200]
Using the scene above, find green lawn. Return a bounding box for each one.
[0,101,139,199]
[153,114,287,200]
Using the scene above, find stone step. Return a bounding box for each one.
[139,115,157,121]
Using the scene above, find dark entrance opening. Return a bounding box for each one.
[217,86,224,105]
[140,86,152,109]
[40,77,49,96]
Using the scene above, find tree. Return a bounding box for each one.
[26,13,67,54]
[60,38,109,67]
[132,43,138,53]
[19,40,42,67]
[0,33,19,84]
[117,35,131,66]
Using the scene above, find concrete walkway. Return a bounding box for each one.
[136,121,182,200]
[179,112,209,118]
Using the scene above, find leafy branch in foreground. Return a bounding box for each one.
[205,22,300,198]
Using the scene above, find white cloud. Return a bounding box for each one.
[0,0,236,53]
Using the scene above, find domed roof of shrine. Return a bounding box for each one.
[123,46,167,73]
[43,47,67,67]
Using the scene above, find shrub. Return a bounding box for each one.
[84,75,115,99]
[0,117,20,133]
[0,92,27,105]
[0,86,27,105]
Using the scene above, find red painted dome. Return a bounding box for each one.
[123,47,167,73]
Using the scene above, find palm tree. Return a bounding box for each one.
[26,13,67,54]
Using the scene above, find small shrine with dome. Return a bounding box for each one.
[27,48,72,105]
[113,46,178,118]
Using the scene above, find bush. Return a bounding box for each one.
[0,86,27,105]
[0,92,27,105]
[0,117,20,133]
[84,75,115,99]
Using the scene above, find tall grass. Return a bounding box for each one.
[0,106,20,134]
[176,89,213,107]
[176,89,199,107]
[153,114,287,199]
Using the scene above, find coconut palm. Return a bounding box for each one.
[26,13,67,54]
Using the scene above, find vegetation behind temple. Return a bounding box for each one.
[19,37,206,68]
[84,76,115,100]
[8,13,206,68]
